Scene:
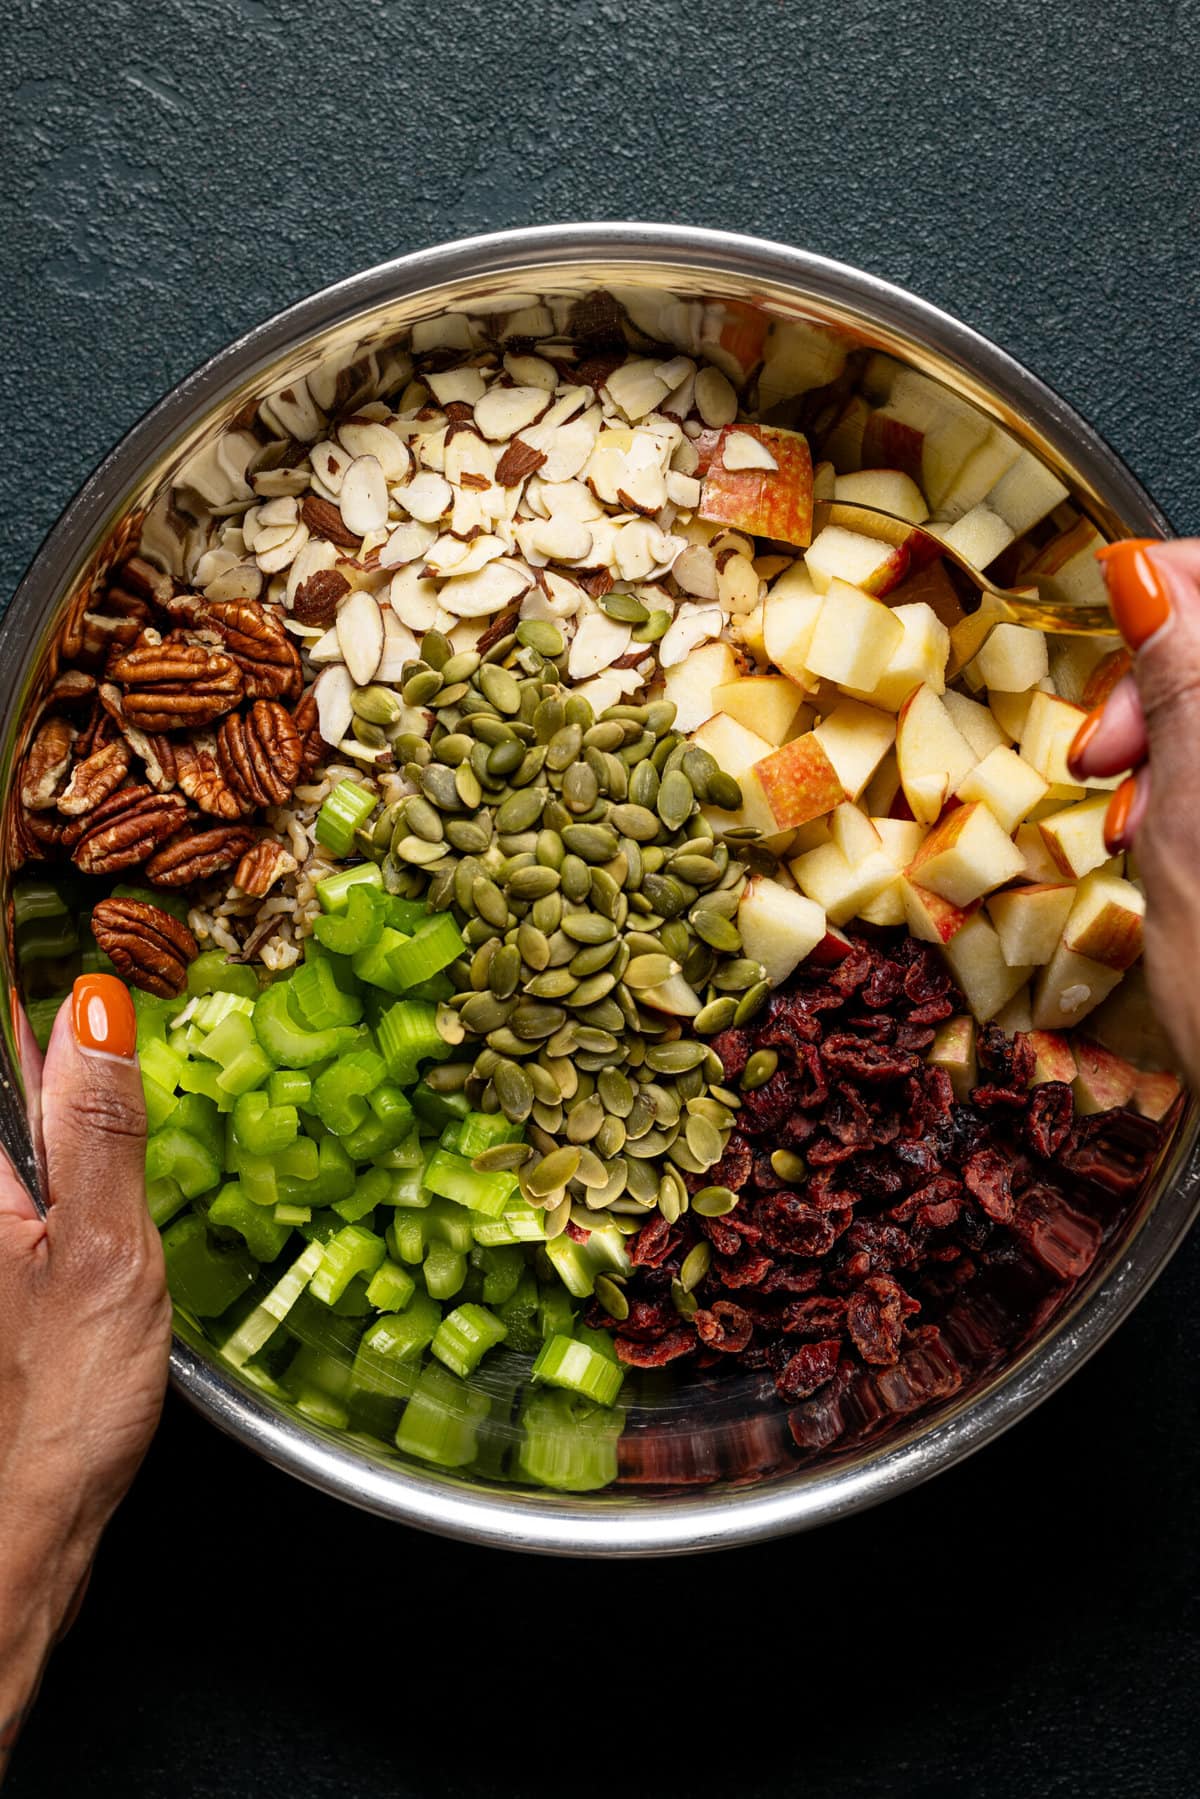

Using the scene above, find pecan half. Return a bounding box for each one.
[233,837,298,898]
[98,684,177,791]
[144,824,257,887]
[56,737,133,816]
[90,898,199,999]
[301,494,363,550]
[174,738,250,819]
[40,670,97,715]
[292,568,350,629]
[109,642,245,732]
[20,717,76,810]
[204,598,303,703]
[291,689,328,779]
[12,803,67,865]
[69,787,190,875]
[217,700,303,808]
[113,557,176,611]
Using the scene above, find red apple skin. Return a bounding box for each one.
[1082,648,1133,710]
[1027,516,1097,577]
[859,541,911,597]
[716,303,770,378]
[906,802,974,878]
[753,733,846,830]
[887,557,966,631]
[699,424,815,546]
[1133,1068,1183,1122]
[861,412,924,483]
[1064,900,1145,971]
[807,925,854,965]
[1026,1030,1077,1086]
[1072,1039,1139,1113]
[904,879,978,944]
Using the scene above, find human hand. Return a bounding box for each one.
[1067,538,1200,1085]
[0,975,170,1781]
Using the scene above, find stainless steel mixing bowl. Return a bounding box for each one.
[2,223,1195,1555]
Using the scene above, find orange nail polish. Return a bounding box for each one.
[72,974,136,1059]
[1104,775,1139,854]
[1067,705,1105,778]
[1097,540,1171,650]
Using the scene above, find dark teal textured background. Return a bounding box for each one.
[3,2,1199,1794]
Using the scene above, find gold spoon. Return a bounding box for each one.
[816,499,1116,636]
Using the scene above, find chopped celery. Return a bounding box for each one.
[396,1363,490,1467]
[384,896,431,933]
[532,1333,624,1407]
[278,1136,319,1181]
[198,1009,254,1064]
[209,1180,293,1262]
[186,950,260,1000]
[538,1283,576,1343]
[253,980,360,1069]
[377,1000,446,1082]
[309,1223,386,1305]
[162,1214,257,1319]
[216,1043,275,1097]
[497,1271,541,1356]
[235,1153,278,1208]
[449,1110,524,1158]
[423,1240,467,1301]
[315,860,384,912]
[544,1224,632,1299]
[269,1068,312,1109]
[470,1243,525,1306]
[312,882,386,956]
[374,1127,424,1171]
[146,1176,187,1229]
[351,926,411,995]
[233,1090,299,1157]
[410,1080,471,1131]
[316,1134,356,1204]
[177,1058,233,1111]
[431,1303,507,1377]
[471,1197,547,1246]
[173,1094,223,1164]
[221,1241,326,1369]
[142,1074,180,1134]
[351,1297,441,1395]
[517,1388,625,1491]
[192,990,256,1032]
[364,1258,417,1313]
[387,912,466,990]
[315,780,376,855]
[12,880,70,927]
[140,1034,185,1093]
[145,1124,221,1201]
[423,1148,516,1219]
[288,956,363,1029]
[274,1203,312,1226]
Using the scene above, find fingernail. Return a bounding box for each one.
[1097,539,1171,650]
[72,974,136,1059]
[1103,773,1144,855]
[1067,705,1105,779]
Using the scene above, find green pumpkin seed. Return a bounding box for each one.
[770,1149,808,1183]
[560,822,619,863]
[473,1143,532,1173]
[680,1241,712,1292]
[479,663,522,714]
[507,864,561,902]
[527,1145,582,1196]
[594,1114,627,1158]
[495,787,545,833]
[713,957,768,992]
[486,739,524,778]
[645,1039,709,1074]
[605,802,658,842]
[633,609,671,643]
[493,1059,534,1120]
[692,1185,739,1217]
[460,992,514,1034]
[472,875,509,928]
[705,771,743,811]
[623,953,680,990]
[734,979,770,1025]
[516,619,564,657]
[526,968,577,1000]
[671,854,722,888]
[440,651,480,684]
[695,995,738,1033]
[684,1113,725,1168]
[516,920,551,971]
[510,1002,568,1041]
[740,1049,778,1090]
[560,855,591,903]
[558,911,615,945]
[692,909,741,952]
[593,1273,630,1321]
[574,1147,610,1188]
[565,1094,605,1143]
[599,589,649,624]
[402,667,443,706]
[445,816,492,854]
[488,942,522,1000]
[570,971,616,1008]
[546,723,583,771]
[531,893,562,934]
[583,720,625,752]
[403,796,445,843]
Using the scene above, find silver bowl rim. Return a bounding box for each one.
[6,221,1191,1556]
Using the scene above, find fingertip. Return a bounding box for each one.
[1066,676,1146,781]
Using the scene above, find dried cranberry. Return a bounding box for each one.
[710,1026,753,1081]
[775,1337,843,1400]
[629,1214,679,1268]
[614,1326,696,1367]
[846,1274,919,1365]
[822,1033,921,1083]
[964,1147,1015,1223]
[781,1295,847,1336]
[1026,1081,1075,1159]
[695,1300,754,1354]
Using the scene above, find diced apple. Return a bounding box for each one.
[986,450,1070,537]
[863,750,902,816]
[1047,634,1118,706]
[1026,780,1088,823]
[940,912,1034,1024]
[813,699,897,801]
[956,746,1048,832]
[829,802,884,863]
[789,836,898,925]
[900,878,978,945]
[857,817,926,925]
[1015,821,1067,885]
[886,557,965,632]
[928,1015,978,1102]
[1031,941,1123,1030]
[1019,690,1091,787]
[993,986,1033,1034]
[1072,1040,1138,1116]
[974,623,1050,693]
[762,564,823,689]
[1026,519,1109,608]
[803,580,905,690]
[906,801,1026,907]
[988,680,1055,744]
[895,684,978,824]
[737,875,828,987]
[947,593,1009,680]
[660,639,740,735]
[711,674,808,747]
[640,971,704,1018]
[846,602,950,712]
[940,503,1016,570]
[736,601,768,663]
[1027,1029,1078,1086]
[1062,870,1145,970]
[757,319,848,409]
[1038,795,1112,880]
[822,395,871,472]
[1081,646,1132,710]
[1133,1069,1182,1122]
[753,732,846,831]
[690,712,780,839]
[942,688,1010,758]
[987,882,1075,967]
[804,527,909,598]
[790,815,833,854]
[834,468,930,523]
[936,424,1022,519]
[808,923,854,965]
[698,423,815,546]
[863,376,989,508]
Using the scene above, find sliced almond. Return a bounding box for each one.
[377,611,420,681]
[722,430,779,472]
[429,534,507,577]
[206,561,265,604]
[439,559,530,618]
[444,431,496,489]
[694,366,739,428]
[716,551,761,615]
[541,478,604,520]
[336,587,385,685]
[672,543,720,600]
[257,495,299,529]
[537,386,589,430]
[570,666,646,715]
[251,465,310,499]
[533,515,593,561]
[670,436,700,476]
[530,570,586,619]
[379,519,437,567]
[529,407,601,483]
[616,462,668,515]
[337,419,411,483]
[256,520,310,575]
[313,663,355,747]
[286,536,338,606]
[414,427,448,473]
[339,456,390,536]
[659,603,722,668]
[666,470,702,510]
[389,564,444,632]
[605,359,671,421]
[310,442,351,494]
[502,352,558,391]
[307,626,344,665]
[473,385,551,441]
[653,354,696,389]
[568,611,633,679]
[401,471,453,523]
[662,371,697,420]
[426,366,488,407]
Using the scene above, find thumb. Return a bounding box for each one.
[40,975,148,1269]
